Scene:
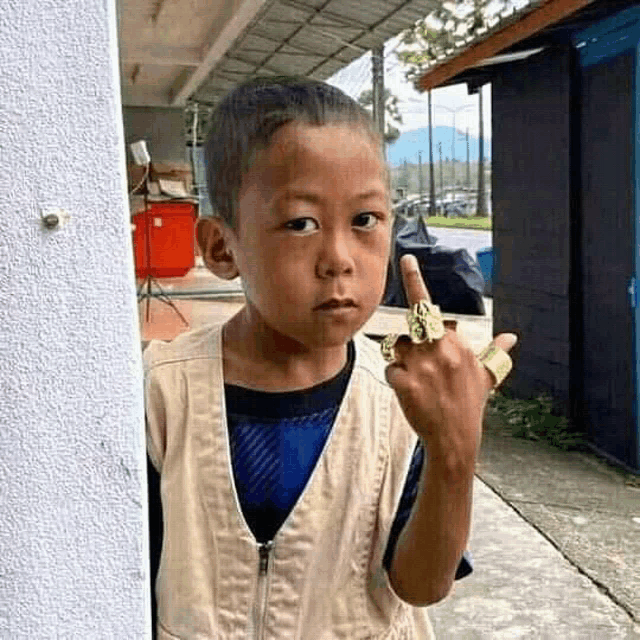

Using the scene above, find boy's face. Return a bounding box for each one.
[225,121,392,350]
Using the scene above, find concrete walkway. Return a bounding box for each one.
[429,414,640,639]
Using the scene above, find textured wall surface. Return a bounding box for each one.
[491,47,573,413]
[0,1,150,637]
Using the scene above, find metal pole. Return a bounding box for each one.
[418,151,424,202]
[466,127,470,190]
[434,102,475,201]
[439,142,443,196]
[428,90,436,217]
[371,45,385,140]
[451,112,456,192]
[403,158,409,194]
[191,103,200,209]
[477,86,488,216]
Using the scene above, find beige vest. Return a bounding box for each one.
[144,324,435,640]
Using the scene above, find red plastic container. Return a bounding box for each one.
[132,202,196,278]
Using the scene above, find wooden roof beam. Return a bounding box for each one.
[417,0,597,92]
[120,44,203,67]
[170,0,269,106]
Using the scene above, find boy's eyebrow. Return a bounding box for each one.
[281,189,387,205]
[282,191,324,205]
[350,189,388,202]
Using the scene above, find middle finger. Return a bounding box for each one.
[400,254,432,306]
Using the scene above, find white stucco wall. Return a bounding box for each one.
[0,1,150,637]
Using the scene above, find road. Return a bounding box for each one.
[426,226,492,259]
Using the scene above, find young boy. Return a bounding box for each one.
[144,76,517,639]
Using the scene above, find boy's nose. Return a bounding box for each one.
[316,233,355,278]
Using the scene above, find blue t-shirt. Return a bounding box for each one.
[224,341,471,576]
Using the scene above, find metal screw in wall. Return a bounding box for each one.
[41,208,70,230]
[42,213,60,229]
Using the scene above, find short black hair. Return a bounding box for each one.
[203,75,385,228]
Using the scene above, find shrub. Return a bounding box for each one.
[487,390,587,451]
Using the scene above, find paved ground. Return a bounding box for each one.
[427,226,492,258]
[428,415,640,639]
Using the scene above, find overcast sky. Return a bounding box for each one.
[327,33,492,139]
[326,0,534,139]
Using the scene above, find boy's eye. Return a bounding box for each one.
[284,217,319,233]
[352,212,379,229]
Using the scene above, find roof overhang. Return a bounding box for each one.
[415,0,640,92]
[472,46,546,67]
[417,0,598,92]
[117,0,444,108]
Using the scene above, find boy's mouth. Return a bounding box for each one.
[314,298,358,311]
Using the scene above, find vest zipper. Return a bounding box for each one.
[253,540,274,640]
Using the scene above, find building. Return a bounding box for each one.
[418,0,640,472]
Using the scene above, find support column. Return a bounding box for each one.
[0,0,150,636]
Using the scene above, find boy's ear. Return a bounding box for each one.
[195,217,239,280]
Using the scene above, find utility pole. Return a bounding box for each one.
[371,45,385,142]
[403,158,409,195]
[466,127,470,191]
[418,151,424,202]
[434,103,474,201]
[428,90,436,217]
[438,142,443,196]
[477,86,488,216]
[451,112,456,191]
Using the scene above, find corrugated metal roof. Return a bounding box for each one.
[118,0,442,107]
[415,0,640,91]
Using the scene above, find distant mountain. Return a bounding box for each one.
[386,126,492,167]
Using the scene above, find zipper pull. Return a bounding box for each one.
[258,541,274,575]
[629,277,637,308]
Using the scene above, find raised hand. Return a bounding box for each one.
[384,254,518,463]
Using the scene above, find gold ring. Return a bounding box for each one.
[477,342,513,388]
[406,300,446,344]
[381,333,400,362]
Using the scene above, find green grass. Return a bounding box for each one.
[487,390,587,452]
[424,215,492,230]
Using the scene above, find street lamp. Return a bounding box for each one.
[434,103,474,196]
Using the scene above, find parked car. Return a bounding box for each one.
[443,200,469,218]
[393,196,472,219]
[392,198,414,217]
[393,197,434,220]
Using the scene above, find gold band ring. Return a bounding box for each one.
[477,342,513,388]
[381,333,400,363]
[406,300,446,344]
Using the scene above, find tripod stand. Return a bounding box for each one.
[137,270,189,325]
[135,198,189,327]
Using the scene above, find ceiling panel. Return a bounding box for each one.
[118,0,442,107]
